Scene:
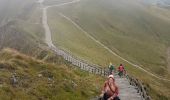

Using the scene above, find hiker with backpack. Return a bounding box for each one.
[108,63,115,75]
[118,64,125,78]
[100,75,120,100]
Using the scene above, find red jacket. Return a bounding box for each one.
[118,66,124,72]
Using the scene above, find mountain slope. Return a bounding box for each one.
[0,48,104,100]
[49,0,170,75]
[46,0,170,99]
[0,0,170,99]
[0,0,44,55]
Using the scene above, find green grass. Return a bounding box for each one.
[0,48,105,100]
[47,0,170,99]
[48,0,170,76]
[52,0,170,72]
[47,10,124,67]
[0,0,170,99]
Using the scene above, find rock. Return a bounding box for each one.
[10,75,18,86]
[71,81,78,88]
[0,84,3,87]
[38,74,42,77]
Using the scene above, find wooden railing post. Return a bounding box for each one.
[126,75,151,100]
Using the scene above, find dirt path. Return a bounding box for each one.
[40,0,80,47]
[42,7,56,48]
[45,0,80,9]
[37,0,44,4]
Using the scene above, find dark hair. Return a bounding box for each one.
[120,64,123,66]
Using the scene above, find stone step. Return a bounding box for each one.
[115,77,142,100]
[120,96,143,100]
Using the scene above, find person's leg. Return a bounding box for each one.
[114,96,120,100]
[120,71,123,77]
[123,71,125,77]
[118,71,121,77]
[103,93,110,100]
[103,93,107,100]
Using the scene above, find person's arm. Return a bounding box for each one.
[100,81,107,96]
[108,84,117,100]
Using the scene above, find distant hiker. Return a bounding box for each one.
[100,75,120,100]
[118,64,125,78]
[109,63,115,75]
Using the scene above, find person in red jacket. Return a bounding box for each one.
[118,64,125,78]
[100,75,120,100]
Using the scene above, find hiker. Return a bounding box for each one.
[108,63,115,75]
[100,75,120,100]
[118,64,125,78]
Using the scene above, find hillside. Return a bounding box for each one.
[0,0,170,99]
[0,0,41,26]
[0,21,42,55]
[48,0,170,75]
[0,48,104,100]
[0,0,44,55]
[45,0,170,99]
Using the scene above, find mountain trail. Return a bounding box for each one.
[40,0,170,83]
[58,13,170,82]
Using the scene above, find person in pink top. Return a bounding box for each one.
[100,75,120,100]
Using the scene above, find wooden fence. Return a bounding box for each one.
[126,75,151,100]
[50,46,109,76]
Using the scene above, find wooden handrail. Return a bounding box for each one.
[126,75,151,100]
[49,46,110,76]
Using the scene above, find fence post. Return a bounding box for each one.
[104,69,106,76]
[84,64,88,71]
[66,56,68,61]
[92,68,94,74]
[88,66,91,73]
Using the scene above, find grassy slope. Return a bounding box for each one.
[52,0,170,75]
[0,21,43,56]
[0,0,45,55]
[0,48,104,100]
[48,10,124,67]
[47,0,170,99]
[0,0,35,25]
